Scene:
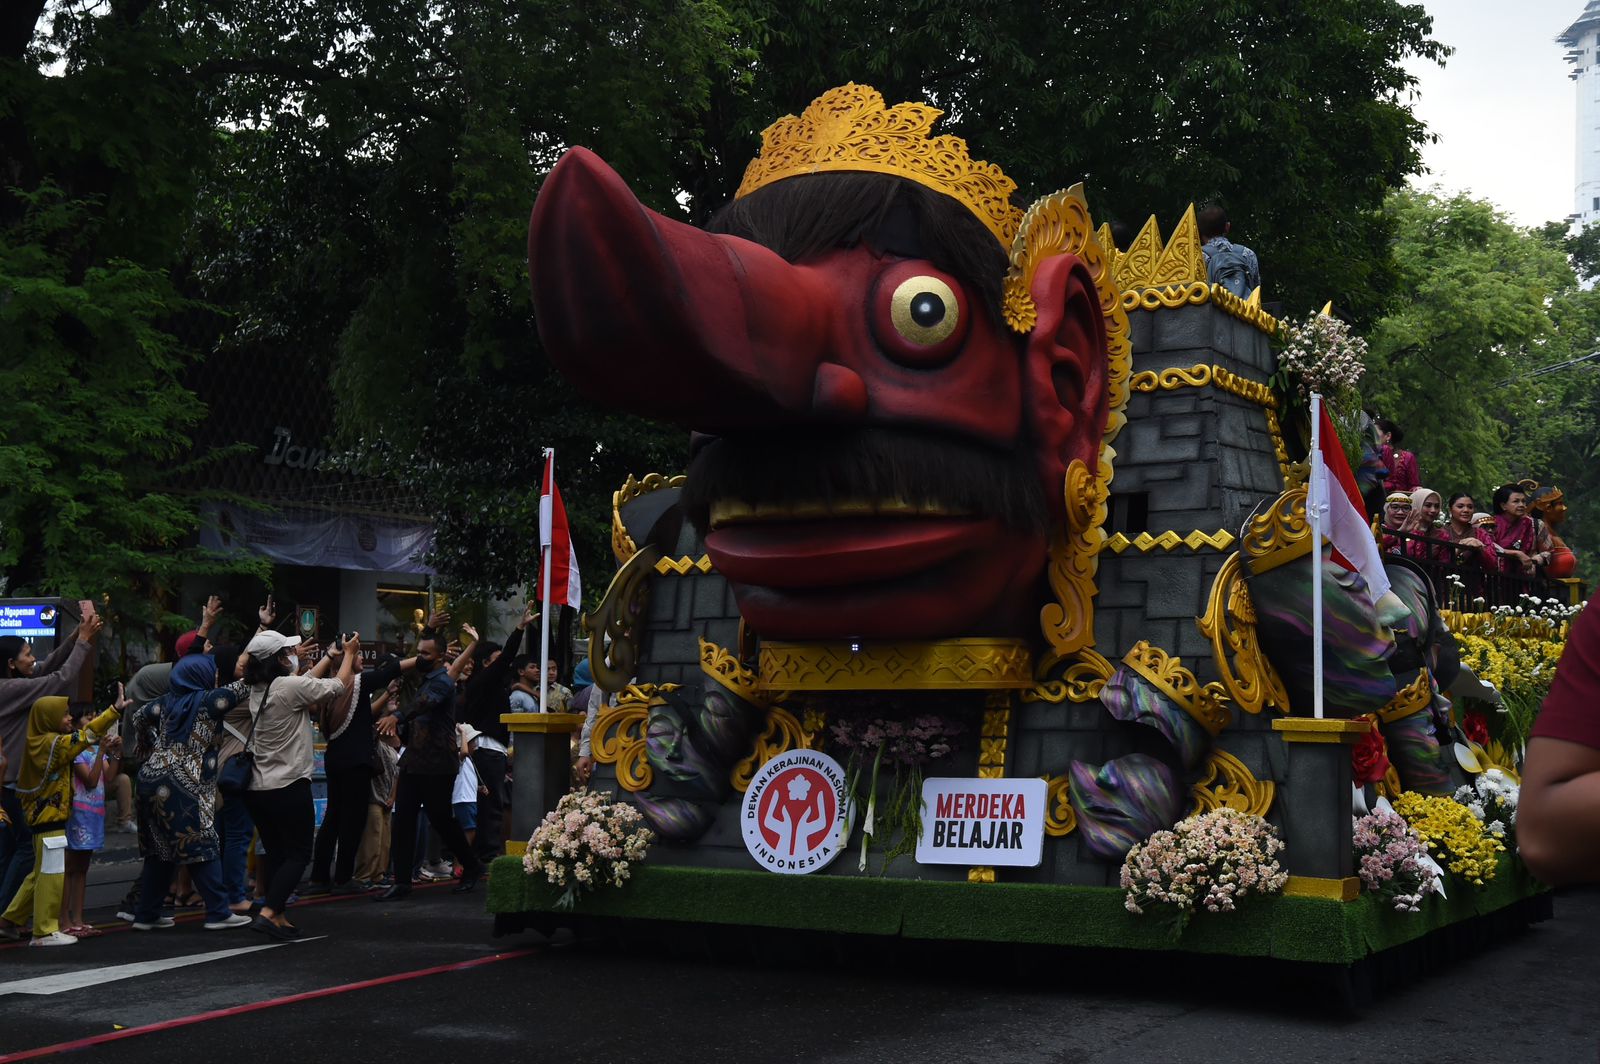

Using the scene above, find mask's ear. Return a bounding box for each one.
[1022,253,1110,525]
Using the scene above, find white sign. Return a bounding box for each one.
[742,749,850,875]
[915,777,1047,868]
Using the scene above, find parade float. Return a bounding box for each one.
[487,84,1567,989]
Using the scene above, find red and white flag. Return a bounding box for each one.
[539,451,582,609]
[1311,401,1390,604]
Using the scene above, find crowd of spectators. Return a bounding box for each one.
[0,596,593,947]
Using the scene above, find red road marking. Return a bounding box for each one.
[0,948,537,1062]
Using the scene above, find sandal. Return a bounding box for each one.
[176,892,204,909]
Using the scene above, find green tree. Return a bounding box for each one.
[1364,189,1600,570]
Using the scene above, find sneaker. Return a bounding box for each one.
[115,911,137,923]
[29,931,77,947]
[423,859,453,877]
[114,821,138,833]
[416,868,452,882]
[131,917,176,931]
[203,914,252,930]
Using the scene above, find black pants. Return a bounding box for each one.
[243,779,314,913]
[311,765,374,885]
[391,773,481,887]
[470,747,508,865]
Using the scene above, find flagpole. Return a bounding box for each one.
[1309,393,1325,720]
[539,447,554,714]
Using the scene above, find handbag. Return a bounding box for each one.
[219,678,274,796]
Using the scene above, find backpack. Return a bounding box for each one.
[1204,239,1254,297]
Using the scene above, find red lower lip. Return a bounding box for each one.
[705,517,998,589]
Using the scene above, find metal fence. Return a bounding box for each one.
[1379,528,1586,608]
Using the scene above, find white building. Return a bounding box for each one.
[1561,2,1600,225]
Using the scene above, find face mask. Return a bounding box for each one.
[286,654,300,673]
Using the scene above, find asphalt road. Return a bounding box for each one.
[2,868,1597,1064]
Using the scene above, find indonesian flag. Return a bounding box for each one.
[1311,402,1390,604]
[538,451,582,609]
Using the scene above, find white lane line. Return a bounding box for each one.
[0,935,327,996]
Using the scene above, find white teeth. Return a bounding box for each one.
[707,498,965,529]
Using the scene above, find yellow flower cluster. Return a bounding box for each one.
[1394,792,1505,886]
[1453,632,1564,701]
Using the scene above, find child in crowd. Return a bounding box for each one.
[355,688,402,887]
[0,689,125,946]
[453,725,483,855]
[59,709,121,936]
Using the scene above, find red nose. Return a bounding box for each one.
[528,148,866,428]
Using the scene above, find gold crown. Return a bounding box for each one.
[736,83,1023,249]
[1123,640,1231,736]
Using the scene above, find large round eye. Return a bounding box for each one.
[871,264,971,367]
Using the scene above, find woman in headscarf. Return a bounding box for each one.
[1402,487,1453,565]
[128,653,252,931]
[0,691,123,945]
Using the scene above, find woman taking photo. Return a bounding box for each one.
[239,630,358,940]
[128,654,252,932]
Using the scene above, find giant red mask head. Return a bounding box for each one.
[528,88,1111,642]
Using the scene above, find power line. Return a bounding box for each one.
[1497,350,1600,385]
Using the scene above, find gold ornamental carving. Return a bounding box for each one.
[1378,671,1432,725]
[757,639,1034,692]
[1024,648,1113,705]
[655,554,714,576]
[731,705,824,792]
[1122,641,1231,736]
[582,544,659,694]
[592,683,678,793]
[1103,529,1237,554]
[1040,458,1108,660]
[977,692,1012,780]
[1112,207,1205,290]
[698,637,765,705]
[1207,283,1283,336]
[1241,486,1311,573]
[1195,553,1290,715]
[1044,773,1078,836]
[1188,749,1276,817]
[611,473,685,565]
[736,83,1022,249]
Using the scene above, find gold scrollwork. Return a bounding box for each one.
[1122,641,1231,736]
[1040,458,1108,659]
[757,639,1034,691]
[1208,283,1283,337]
[1120,281,1211,312]
[1210,365,1276,408]
[1241,485,1311,573]
[1378,671,1432,724]
[1102,529,1238,554]
[699,638,764,705]
[582,544,660,693]
[1195,553,1290,715]
[1188,749,1276,817]
[1024,649,1113,704]
[1044,774,1078,836]
[592,683,678,793]
[1263,407,1294,487]
[611,473,686,565]
[731,705,822,792]
[1130,363,1213,392]
[977,692,1011,780]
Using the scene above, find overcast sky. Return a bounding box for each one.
[1408,0,1585,226]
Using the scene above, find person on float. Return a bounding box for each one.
[1529,484,1578,579]
[0,690,124,945]
[1374,417,1419,494]
[1379,490,1412,555]
[1402,486,1453,565]
[1488,483,1541,575]
[1518,593,1600,884]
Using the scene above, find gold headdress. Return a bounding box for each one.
[736,83,1023,250]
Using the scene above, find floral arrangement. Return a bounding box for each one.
[1448,591,1581,758]
[1353,807,1440,912]
[1120,809,1288,934]
[1392,791,1504,886]
[524,788,652,910]
[1453,769,1518,840]
[1270,311,1370,471]
[1350,715,1392,787]
[830,711,966,871]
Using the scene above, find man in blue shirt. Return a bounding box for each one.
[1198,204,1261,298]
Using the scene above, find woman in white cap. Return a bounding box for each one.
[238,629,359,939]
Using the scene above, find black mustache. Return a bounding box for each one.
[682,428,1047,532]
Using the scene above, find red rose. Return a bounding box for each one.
[1462,711,1490,747]
[1351,722,1391,786]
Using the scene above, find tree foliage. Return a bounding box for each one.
[1364,189,1600,568]
[4,0,1451,605]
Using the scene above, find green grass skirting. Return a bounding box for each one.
[487,855,1543,965]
